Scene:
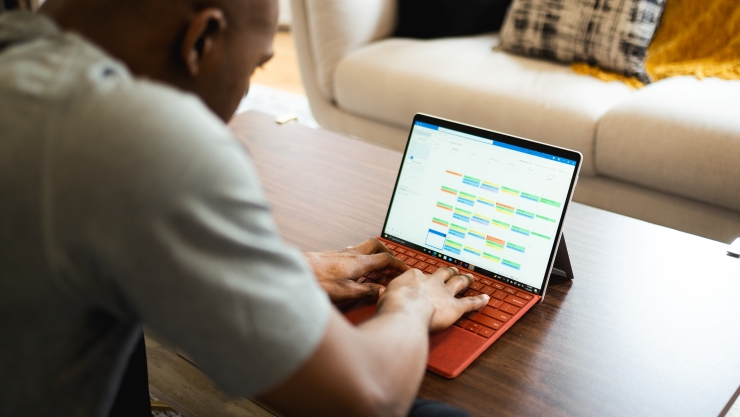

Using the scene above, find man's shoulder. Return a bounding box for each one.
[0,12,233,150]
[68,76,252,201]
[67,62,239,167]
[79,71,231,146]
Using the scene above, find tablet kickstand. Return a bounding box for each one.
[550,234,574,280]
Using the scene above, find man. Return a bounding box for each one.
[0,1,490,416]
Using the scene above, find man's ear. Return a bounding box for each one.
[181,8,228,77]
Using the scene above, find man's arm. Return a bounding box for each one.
[259,267,489,417]
[70,83,482,409]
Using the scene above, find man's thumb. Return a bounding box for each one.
[361,283,385,301]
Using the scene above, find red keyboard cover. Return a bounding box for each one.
[344,237,541,378]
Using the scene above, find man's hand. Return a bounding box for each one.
[263,257,490,417]
[378,266,489,332]
[304,238,410,303]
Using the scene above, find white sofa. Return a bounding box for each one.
[290,0,740,243]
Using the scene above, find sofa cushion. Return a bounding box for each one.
[333,35,634,176]
[595,76,740,213]
[301,0,397,102]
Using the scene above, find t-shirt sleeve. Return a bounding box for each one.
[53,80,332,396]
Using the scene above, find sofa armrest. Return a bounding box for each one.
[290,0,397,102]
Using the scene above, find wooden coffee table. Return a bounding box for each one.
[147,111,740,417]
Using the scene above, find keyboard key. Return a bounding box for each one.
[455,318,470,328]
[415,254,427,261]
[426,259,438,265]
[463,289,479,297]
[470,282,483,291]
[365,279,379,284]
[492,283,505,290]
[500,303,520,315]
[504,287,516,295]
[485,309,511,323]
[481,306,499,318]
[516,291,533,300]
[379,277,391,285]
[395,248,406,254]
[381,268,393,276]
[386,270,401,278]
[480,286,494,295]
[468,312,503,330]
[481,278,493,286]
[464,322,481,333]
[368,272,382,280]
[492,290,507,300]
[415,261,429,270]
[487,298,503,309]
[424,265,438,274]
[386,244,396,249]
[396,254,409,261]
[504,294,526,308]
[406,258,418,266]
[477,326,496,338]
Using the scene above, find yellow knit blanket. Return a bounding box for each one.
[572,0,740,88]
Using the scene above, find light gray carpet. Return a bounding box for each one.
[236,83,318,128]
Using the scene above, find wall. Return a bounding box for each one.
[278,0,292,27]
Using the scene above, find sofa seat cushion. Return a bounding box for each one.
[333,35,634,176]
[596,76,740,213]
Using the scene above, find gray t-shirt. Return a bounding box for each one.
[0,12,331,416]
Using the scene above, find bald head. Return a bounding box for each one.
[40,0,278,121]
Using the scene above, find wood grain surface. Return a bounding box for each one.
[146,337,274,417]
[150,111,740,417]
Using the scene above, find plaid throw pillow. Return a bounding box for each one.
[498,0,666,83]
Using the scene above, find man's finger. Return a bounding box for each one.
[431,266,459,282]
[445,273,474,294]
[368,252,410,273]
[346,281,385,301]
[458,294,490,313]
[346,237,391,256]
